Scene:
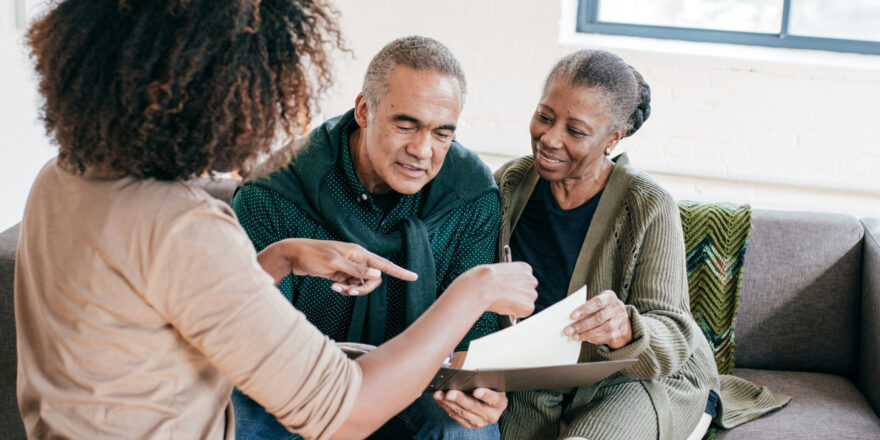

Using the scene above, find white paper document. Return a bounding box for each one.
[461,286,587,370]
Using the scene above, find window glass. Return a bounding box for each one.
[597,0,784,33]
[789,0,880,42]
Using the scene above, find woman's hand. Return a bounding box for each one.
[564,290,632,349]
[447,262,538,318]
[257,238,417,295]
[433,388,507,428]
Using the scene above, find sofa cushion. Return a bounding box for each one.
[679,201,751,375]
[736,210,863,376]
[714,368,880,439]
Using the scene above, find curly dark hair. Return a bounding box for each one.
[27,0,344,180]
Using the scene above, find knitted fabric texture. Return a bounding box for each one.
[679,201,751,376]
[679,202,752,440]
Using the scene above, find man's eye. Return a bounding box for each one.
[434,132,453,141]
[397,125,415,132]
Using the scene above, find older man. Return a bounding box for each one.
[230,36,506,439]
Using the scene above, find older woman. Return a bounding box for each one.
[15,1,537,439]
[493,50,786,440]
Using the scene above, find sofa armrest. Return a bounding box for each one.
[0,223,26,438]
[861,219,880,417]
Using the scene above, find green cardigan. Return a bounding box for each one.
[495,154,789,438]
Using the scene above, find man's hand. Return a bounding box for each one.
[257,238,417,294]
[433,388,507,428]
[564,290,632,349]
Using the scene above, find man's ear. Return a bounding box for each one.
[354,93,370,128]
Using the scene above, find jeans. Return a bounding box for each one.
[231,387,500,440]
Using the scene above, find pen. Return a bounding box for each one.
[503,245,517,326]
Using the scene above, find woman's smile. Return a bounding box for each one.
[536,149,567,170]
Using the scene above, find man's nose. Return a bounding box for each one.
[406,131,433,160]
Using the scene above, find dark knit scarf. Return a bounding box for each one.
[241,109,497,345]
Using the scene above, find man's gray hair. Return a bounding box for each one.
[362,36,466,115]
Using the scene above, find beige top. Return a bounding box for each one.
[15,159,362,440]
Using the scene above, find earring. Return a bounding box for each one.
[604,148,611,156]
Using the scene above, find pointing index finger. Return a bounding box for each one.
[366,254,418,281]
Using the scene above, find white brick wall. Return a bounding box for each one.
[319,0,880,218]
[0,0,56,231]
[3,0,878,231]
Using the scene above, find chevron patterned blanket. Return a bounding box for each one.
[678,201,752,376]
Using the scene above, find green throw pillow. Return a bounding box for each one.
[678,201,752,376]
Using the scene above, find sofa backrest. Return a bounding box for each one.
[735,209,864,377]
[192,177,238,204]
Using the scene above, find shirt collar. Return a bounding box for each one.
[340,118,370,197]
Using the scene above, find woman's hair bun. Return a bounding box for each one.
[626,66,651,137]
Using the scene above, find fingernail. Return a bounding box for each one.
[474,389,484,398]
[350,290,360,296]
[331,285,342,293]
[571,311,583,320]
[447,391,458,400]
[564,327,574,335]
[434,391,443,400]
[366,268,381,278]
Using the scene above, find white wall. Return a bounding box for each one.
[319,0,880,218]
[2,0,878,232]
[0,0,54,231]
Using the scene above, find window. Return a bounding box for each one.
[577,0,880,55]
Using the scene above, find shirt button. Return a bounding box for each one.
[361,193,368,201]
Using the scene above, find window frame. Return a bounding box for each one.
[577,0,880,55]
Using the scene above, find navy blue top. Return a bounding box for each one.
[509,178,602,314]
[706,390,719,417]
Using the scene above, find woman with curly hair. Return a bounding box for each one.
[15,1,537,439]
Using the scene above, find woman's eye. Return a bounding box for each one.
[536,113,552,123]
[568,128,586,137]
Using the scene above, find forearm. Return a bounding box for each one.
[330,282,490,439]
[256,240,289,285]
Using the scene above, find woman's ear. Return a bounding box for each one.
[353,93,370,128]
[604,129,626,155]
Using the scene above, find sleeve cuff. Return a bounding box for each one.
[597,304,649,361]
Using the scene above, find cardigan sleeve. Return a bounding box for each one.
[597,185,701,379]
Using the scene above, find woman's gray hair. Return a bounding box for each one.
[545,50,651,137]
[361,36,466,116]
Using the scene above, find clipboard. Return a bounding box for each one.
[423,359,637,392]
[337,342,636,393]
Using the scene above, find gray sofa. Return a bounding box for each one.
[1,178,878,439]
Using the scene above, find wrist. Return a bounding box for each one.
[259,240,296,283]
[452,265,496,309]
[474,265,499,308]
